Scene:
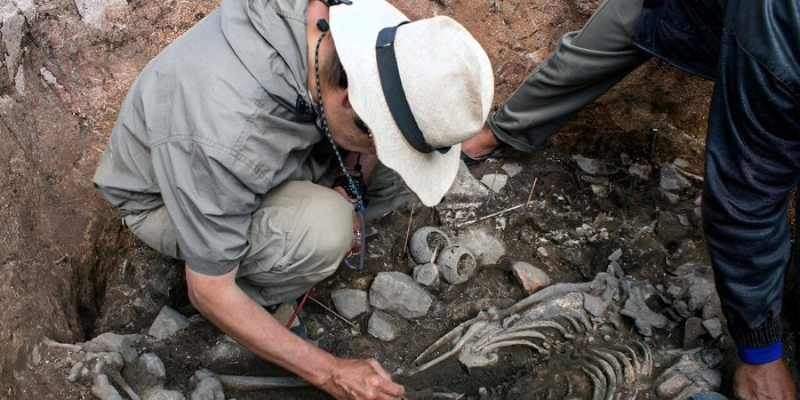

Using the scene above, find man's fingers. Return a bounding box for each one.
[368,359,392,380]
[365,359,404,398]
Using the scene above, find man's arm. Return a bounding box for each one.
[185,265,405,400]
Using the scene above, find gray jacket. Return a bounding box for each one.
[94,0,323,275]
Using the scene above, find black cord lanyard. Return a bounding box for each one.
[313,20,367,271]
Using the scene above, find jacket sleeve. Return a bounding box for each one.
[702,0,800,352]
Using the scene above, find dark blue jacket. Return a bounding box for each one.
[633,0,799,354]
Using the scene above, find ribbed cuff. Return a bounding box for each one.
[728,318,782,348]
[738,342,782,365]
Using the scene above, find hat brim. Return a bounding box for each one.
[329,1,463,207]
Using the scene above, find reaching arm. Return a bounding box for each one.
[185,265,405,400]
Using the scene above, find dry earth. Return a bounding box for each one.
[2,0,793,399]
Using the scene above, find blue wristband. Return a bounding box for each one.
[738,342,782,365]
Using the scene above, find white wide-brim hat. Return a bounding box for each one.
[330,0,494,207]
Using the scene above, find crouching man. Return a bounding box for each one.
[93,0,493,398]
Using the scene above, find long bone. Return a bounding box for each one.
[579,358,608,400]
[471,319,569,350]
[480,339,548,356]
[471,328,548,353]
[602,348,636,384]
[635,340,654,377]
[586,353,617,400]
[398,321,488,377]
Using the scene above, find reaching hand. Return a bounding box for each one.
[733,359,796,400]
[320,358,405,400]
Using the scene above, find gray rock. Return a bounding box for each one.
[74,0,128,29]
[660,165,692,191]
[203,336,252,369]
[129,352,166,391]
[621,280,670,336]
[444,161,490,200]
[581,175,610,185]
[701,348,724,368]
[454,228,506,266]
[609,261,624,278]
[413,263,440,287]
[684,317,706,348]
[142,389,185,400]
[331,289,370,320]
[657,211,689,245]
[628,163,652,180]
[673,158,690,169]
[510,261,550,295]
[191,377,224,400]
[480,174,509,193]
[148,306,189,340]
[91,374,124,400]
[368,311,398,341]
[671,300,692,319]
[536,247,548,257]
[657,373,693,399]
[573,155,613,175]
[501,163,523,177]
[607,248,623,262]
[659,189,682,204]
[369,272,433,319]
[83,332,141,365]
[703,318,724,339]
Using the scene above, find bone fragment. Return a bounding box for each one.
[592,350,625,384]
[604,348,636,384]
[480,339,547,356]
[215,375,309,391]
[402,322,487,377]
[42,337,84,352]
[579,360,607,400]
[411,324,466,365]
[588,353,617,400]
[634,341,654,377]
[474,330,547,353]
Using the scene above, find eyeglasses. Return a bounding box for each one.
[342,208,367,271]
[354,116,372,136]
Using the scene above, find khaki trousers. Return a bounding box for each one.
[124,163,412,306]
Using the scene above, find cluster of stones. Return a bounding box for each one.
[330,226,554,342]
[62,306,226,400]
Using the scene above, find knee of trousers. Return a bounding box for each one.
[280,182,354,276]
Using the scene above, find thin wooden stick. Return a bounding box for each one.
[459,203,526,227]
[672,165,704,182]
[402,203,416,256]
[526,177,538,207]
[308,296,358,328]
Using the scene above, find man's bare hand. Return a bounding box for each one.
[734,359,796,400]
[319,358,404,400]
